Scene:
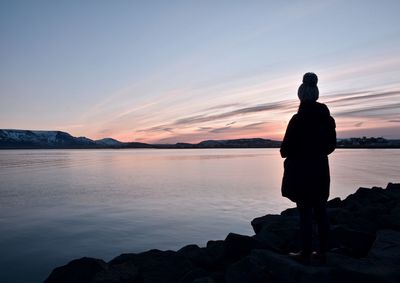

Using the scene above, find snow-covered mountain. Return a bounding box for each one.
[0,129,156,149]
[0,129,98,148]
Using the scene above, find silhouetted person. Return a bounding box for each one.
[280,72,336,264]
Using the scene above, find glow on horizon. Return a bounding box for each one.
[1,1,400,143]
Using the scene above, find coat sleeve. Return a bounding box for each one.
[280,116,296,158]
[324,116,336,155]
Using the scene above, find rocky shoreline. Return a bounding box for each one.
[44,183,400,283]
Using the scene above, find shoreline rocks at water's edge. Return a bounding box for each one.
[44,183,400,283]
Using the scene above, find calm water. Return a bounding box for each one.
[0,149,399,283]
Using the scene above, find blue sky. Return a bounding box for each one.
[1,0,400,142]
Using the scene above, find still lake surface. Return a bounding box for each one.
[0,148,399,283]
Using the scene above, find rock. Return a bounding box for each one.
[280,207,298,216]
[328,252,400,283]
[386,182,400,191]
[209,271,224,283]
[381,203,400,230]
[329,226,375,257]
[178,244,213,268]
[223,233,264,261]
[192,277,215,283]
[250,249,334,283]
[250,249,398,283]
[178,267,210,283]
[92,261,138,283]
[368,230,400,264]
[252,215,300,252]
[385,183,400,205]
[205,240,225,268]
[251,214,285,234]
[225,256,271,283]
[328,186,400,233]
[109,249,193,283]
[327,197,342,208]
[44,257,107,283]
[343,187,393,213]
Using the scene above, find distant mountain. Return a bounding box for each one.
[1,129,399,149]
[0,129,96,148]
[155,138,281,148]
[94,138,123,147]
[198,138,280,148]
[0,129,151,149]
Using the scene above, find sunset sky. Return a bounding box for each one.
[1,0,399,143]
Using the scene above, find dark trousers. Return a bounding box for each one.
[296,200,329,254]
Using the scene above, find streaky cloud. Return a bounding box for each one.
[196,126,213,131]
[174,100,292,126]
[206,103,245,111]
[209,121,268,134]
[335,102,400,117]
[326,90,400,105]
[136,125,174,133]
[209,126,232,133]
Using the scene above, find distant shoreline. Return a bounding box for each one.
[1,146,400,150]
[1,129,400,149]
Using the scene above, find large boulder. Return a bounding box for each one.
[44,257,107,283]
[367,230,400,265]
[109,249,193,283]
[204,240,225,269]
[329,226,375,257]
[249,249,335,283]
[224,256,271,283]
[223,233,265,262]
[251,215,300,252]
[92,261,138,283]
[250,249,400,283]
[178,267,210,283]
[178,244,213,269]
[328,252,400,283]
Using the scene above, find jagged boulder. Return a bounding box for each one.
[224,256,271,283]
[108,249,193,283]
[92,261,138,283]
[367,229,400,265]
[178,267,210,283]
[251,214,300,252]
[44,257,107,283]
[329,226,375,257]
[178,244,213,269]
[223,233,265,262]
[250,249,335,283]
[204,240,225,268]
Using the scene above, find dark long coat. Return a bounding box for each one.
[280,101,336,203]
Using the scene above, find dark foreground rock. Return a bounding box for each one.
[44,183,400,283]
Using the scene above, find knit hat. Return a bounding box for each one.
[298,72,319,101]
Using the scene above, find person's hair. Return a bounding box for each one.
[298,72,319,102]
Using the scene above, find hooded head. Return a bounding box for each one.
[298,72,319,102]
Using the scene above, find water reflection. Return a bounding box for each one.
[0,149,399,283]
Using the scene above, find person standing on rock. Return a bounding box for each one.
[280,72,336,263]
